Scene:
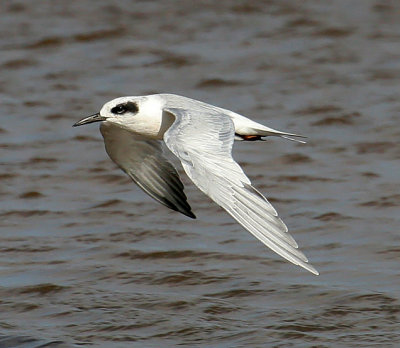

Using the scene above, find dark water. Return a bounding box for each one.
[1,1,399,347]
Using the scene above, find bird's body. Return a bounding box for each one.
[97,94,305,141]
[74,94,318,275]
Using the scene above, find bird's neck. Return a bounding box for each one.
[123,109,175,140]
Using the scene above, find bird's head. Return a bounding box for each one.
[73,96,142,128]
[73,94,172,139]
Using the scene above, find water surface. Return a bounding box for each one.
[1,1,399,347]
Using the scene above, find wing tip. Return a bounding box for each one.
[167,202,196,219]
[182,210,196,219]
[171,201,196,219]
[302,263,319,275]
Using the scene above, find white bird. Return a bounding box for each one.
[73,94,318,275]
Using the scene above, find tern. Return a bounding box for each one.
[73,94,318,275]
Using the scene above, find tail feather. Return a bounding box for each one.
[229,111,306,143]
[280,135,307,144]
[252,127,307,143]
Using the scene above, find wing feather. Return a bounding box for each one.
[163,107,318,274]
[100,123,195,218]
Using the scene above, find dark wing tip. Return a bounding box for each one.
[138,182,196,219]
[168,200,196,219]
[182,209,196,219]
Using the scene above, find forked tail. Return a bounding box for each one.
[236,127,307,143]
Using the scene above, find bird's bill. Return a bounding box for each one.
[73,113,106,127]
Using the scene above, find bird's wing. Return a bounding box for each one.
[163,107,318,274]
[100,123,195,218]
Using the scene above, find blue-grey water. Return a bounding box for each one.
[1,1,399,347]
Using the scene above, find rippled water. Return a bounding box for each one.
[1,1,400,347]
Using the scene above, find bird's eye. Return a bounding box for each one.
[111,104,127,115]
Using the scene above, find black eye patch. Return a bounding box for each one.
[111,102,139,115]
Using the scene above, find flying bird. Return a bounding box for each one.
[73,94,318,275]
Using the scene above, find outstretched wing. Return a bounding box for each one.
[163,107,318,274]
[100,123,195,218]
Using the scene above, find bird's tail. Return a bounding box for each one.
[236,126,307,143]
